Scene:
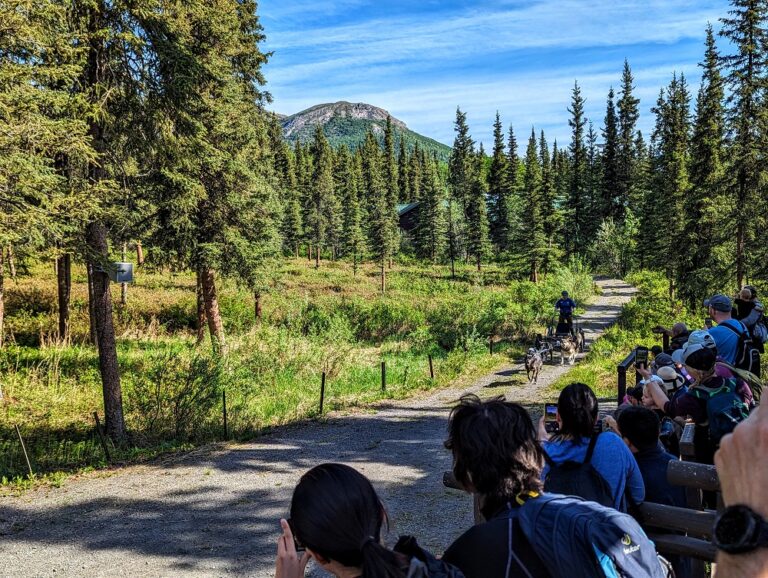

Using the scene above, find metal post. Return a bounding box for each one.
[15,424,34,477]
[319,372,326,414]
[381,362,386,392]
[92,412,111,462]
[222,390,229,440]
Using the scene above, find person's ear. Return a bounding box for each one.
[306,548,328,565]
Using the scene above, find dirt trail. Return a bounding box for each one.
[0,278,635,578]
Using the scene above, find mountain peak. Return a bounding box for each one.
[282,102,407,138]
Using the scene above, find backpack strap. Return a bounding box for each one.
[720,319,747,337]
[584,433,599,465]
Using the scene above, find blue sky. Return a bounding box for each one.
[259,0,732,151]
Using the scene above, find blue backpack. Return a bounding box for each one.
[691,378,750,444]
[514,494,668,578]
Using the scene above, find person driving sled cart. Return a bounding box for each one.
[554,291,576,335]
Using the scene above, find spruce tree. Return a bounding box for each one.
[465,153,490,271]
[488,112,511,251]
[567,81,589,256]
[383,116,400,264]
[336,145,365,272]
[397,138,410,202]
[539,131,562,274]
[448,107,476,216]
[601,87,620,221]
[415,154,446,262]
[309,125,336,266]
[362,130,391,290]
[522,129,546,282]
[719,0,768,285]
[617,60,640,219]
[680,26,728,306]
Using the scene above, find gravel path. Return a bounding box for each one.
[0,278,635,578]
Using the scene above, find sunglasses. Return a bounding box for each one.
[286,518,305,552]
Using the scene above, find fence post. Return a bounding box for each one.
[319,372,326,414]
[662,333,670,352]
[92,412,111,462]
[428,355,434,380]
[222,390,229,440]
[403,366,409,387]
[15,424,34,477]
[617,365,627,406]
[381,361,386,392]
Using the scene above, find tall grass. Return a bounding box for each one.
[0,259,594,480]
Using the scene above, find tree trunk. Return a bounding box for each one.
[87,262,98,345]
[380,259,386,293]
[315,245,320,269]
[0,250,4,348]
[476,255,481,272]
[307,244,312,261]
[295,244,299,259]
[120,242,127,306]
[254,291,262,321]
[195,269,206,346]
[353,251,358,276]
[136,241,144,265]
[200,266,225,352]
[57,253,71,342]
[86,221,126,443]
[6,246,15,281]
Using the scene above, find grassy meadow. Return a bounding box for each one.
[0,257,594,482]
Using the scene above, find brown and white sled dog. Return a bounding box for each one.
[525,347,543,384]
[559,336,578,365]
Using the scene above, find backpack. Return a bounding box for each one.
[514,494,670,578]
[716,360,763,406]
[543,434,614,508]
[721,320,761,377]
[691,378,750,444]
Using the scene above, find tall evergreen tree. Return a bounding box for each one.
[361,130,391,290]
[336,145,365,272]
[617,60,640,219]
[487,112,511,251]
[465,154,490,271]
[567,81,589,256]
[309,125,336,266]
[448,107,476,216]
[522,129,546,282]
[397,138,410,202]
[539,130,561,274]
[415,154,446,262]
[680,26,728,306]
[601,87,620,220]
[719,0,768,285]
[383,116,400,264]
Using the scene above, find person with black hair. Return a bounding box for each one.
[616,407,691,578]
[275,463,464,578]
[539,382,644,511]
[442,397,552,577]
[443,395,667,578]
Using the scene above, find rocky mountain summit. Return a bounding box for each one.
[279,101,451,161]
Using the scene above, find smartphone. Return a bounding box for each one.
[544,403,559,433]
[635,346,649,368]
[705,317,713,329]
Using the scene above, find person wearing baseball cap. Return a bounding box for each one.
[704,293,749,365]
[645,342,750,465]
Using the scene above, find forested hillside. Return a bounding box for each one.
[280,101,452,162]
[1,0,767,475]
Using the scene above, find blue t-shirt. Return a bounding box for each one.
[708,319,746,364]
[542,432,645,511]
[555,298,576,315]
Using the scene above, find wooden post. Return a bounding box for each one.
[319,372,326,414]
[662,333,670,351]
[15,424,34,477]
[403,366,409,387]
[222,390,229,440]
[489,337,494,354]
[381,361,386,392]
[428,355,434,379]
[92,412,111,462]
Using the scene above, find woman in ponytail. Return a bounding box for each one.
[538,382,644,512]
[275,463,464,578]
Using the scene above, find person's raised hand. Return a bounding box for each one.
[715,406,768,519]
[275,518,311,578]
[537,416,550,441]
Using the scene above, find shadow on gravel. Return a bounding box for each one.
[0,411,464,576]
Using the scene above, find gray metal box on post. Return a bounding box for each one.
[109,262,134,284]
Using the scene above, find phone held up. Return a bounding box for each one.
[635,346,649,369]
[544,403,559,434]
